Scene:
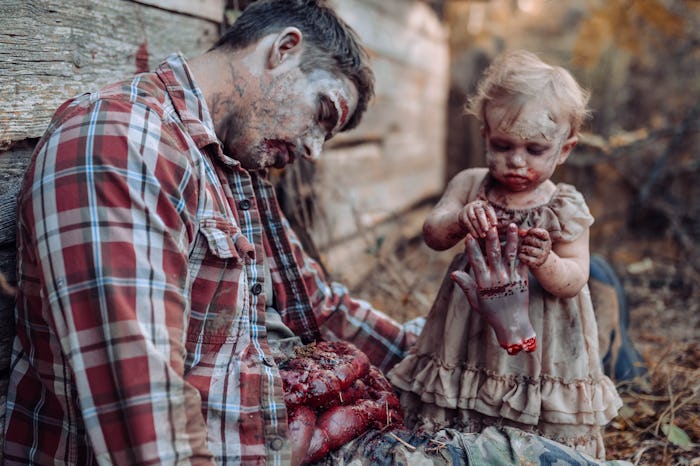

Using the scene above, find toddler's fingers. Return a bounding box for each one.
[485,204,498,228]
[460,209,480,239]
[467,205,488,238]
[476,206,493,237]
[527,227,550,241]
[519,247,547,268]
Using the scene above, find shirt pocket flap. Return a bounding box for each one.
[199,217,254,261]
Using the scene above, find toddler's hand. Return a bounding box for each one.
[459,200,497,238]
[518,228,552,268]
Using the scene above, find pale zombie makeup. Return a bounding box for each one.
[484,99,569,194]
[299,82,353,164]
[221,68,358,170]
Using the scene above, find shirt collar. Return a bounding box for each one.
[156,53,239,168]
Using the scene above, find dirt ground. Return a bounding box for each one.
[351,238,700,466]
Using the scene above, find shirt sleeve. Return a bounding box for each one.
[281,217,419,372]
[22,98,215,464]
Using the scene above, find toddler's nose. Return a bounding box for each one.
[507,152,526,168]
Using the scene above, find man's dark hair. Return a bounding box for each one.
[211,0,375,131]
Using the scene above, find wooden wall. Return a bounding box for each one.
[0,0,448,454]
[302,0,449,285]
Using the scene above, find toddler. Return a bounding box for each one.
[388,50,622,459]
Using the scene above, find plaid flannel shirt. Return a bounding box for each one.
[5,53,416,465]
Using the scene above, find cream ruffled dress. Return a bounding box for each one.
[388,170,623,459]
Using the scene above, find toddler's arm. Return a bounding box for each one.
[521,227,590,298]
[423,169,496,250]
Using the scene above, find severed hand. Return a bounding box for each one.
[451,223,536,355]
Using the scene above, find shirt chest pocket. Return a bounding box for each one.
[199,216,249,260]
[187,216,254,345]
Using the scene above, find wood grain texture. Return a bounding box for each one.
[131,0,225,23]
[0,0,219,147]
[315,0,449,285]
[0,147,32,247]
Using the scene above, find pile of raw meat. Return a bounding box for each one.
[280,341,404,464]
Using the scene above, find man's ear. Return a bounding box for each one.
[268,27,303,69]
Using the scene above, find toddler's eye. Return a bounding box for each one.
[491,141,511,152]
[527,145,548,155]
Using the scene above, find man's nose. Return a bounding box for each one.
[302,135,324,162]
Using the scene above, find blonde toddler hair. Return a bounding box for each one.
[465,50,591,137]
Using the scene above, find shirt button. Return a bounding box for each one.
[251,283,263,295]
[238,199,251,210]
[263,356,275,366]
[269,436,284,451]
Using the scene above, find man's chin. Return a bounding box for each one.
[273,152,296,169]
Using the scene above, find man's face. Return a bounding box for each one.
[219,65,359,171]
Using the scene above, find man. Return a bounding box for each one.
[4,0,631,464]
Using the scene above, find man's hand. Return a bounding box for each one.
[451,224,536,355]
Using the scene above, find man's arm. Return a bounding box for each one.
[21,101,214,464]
[278,216,417,372]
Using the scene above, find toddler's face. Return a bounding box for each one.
[483,100,574,193]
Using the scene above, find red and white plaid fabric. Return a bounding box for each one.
[5,54,416,465]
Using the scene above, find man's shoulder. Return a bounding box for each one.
[49,73,170,129]
[92,73,170,117]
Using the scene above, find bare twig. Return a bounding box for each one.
[388,432,416,451]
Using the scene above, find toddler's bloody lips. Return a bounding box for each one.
[504,175,528,185]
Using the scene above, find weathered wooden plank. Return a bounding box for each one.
[324,0,449,228]
[332,0,447,71]
[0,0,219,147]
[0,246,17,458]
[131,0,225,23]
[320,203,433,287]
[329,0,449,146]
[301,0,448,279]
[0,148,33,247]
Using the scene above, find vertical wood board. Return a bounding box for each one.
[313,0,449,262]
[0,0,219,147]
